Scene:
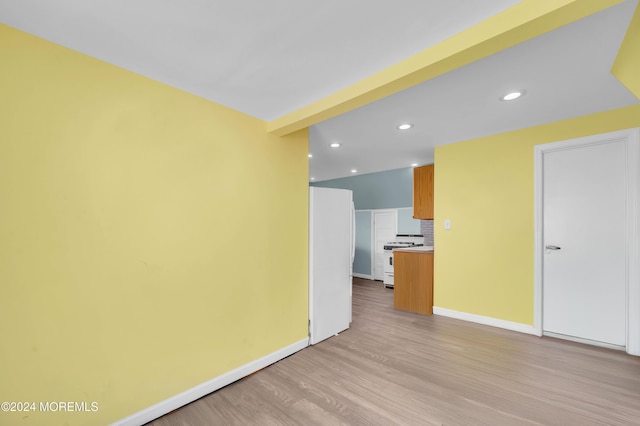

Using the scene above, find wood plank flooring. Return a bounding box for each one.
[148,278,640,425]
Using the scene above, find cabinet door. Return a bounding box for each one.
[394,252,412,312]
[413,165,434,219]
[394,252,433,315]
[410,253,433,315]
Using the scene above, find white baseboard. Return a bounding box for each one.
[111,337,309,426]
[353,273,373,280]
[543,331,625,351]
[433,306,537,335]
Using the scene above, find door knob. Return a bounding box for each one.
[545,245,561,250]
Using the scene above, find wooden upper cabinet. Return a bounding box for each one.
[413,164,434,219]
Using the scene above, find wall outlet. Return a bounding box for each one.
[444,219,451,230]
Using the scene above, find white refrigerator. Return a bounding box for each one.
[309,187,355,345]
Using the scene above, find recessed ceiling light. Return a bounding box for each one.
[351,169,357,173]
[308,153,313,158]
[500,90,526,101]
[411,163,419,167]
[397,123,413,130]
[330,143,341,148]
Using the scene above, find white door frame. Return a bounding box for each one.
[533,128,640,356]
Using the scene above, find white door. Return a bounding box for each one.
[542,140,626,346]
[373,210,397,281]
[309,187,352,345]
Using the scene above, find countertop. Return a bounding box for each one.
[393,246,434,253]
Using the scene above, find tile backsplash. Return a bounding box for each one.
[420,220,434,246]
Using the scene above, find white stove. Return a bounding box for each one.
[383,234,424,288]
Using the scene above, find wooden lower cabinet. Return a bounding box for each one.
[393,251,433,315]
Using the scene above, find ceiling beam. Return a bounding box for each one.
[267,0,623,136]
[612,0,640,98]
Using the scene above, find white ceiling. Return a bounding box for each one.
[1,0,638,182]
[0,0,520,120]
[310,0,640,181]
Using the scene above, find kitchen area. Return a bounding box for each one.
[312,164,435,317]
[386,164,434,316]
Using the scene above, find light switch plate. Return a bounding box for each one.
[444,219,451,230]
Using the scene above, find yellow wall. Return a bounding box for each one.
[433,104,640,324]
[0,24,309,425]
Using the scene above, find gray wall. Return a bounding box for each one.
[311,167,413,210]
[398,207,421,234]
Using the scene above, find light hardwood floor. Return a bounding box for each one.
[148,278,640,425]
